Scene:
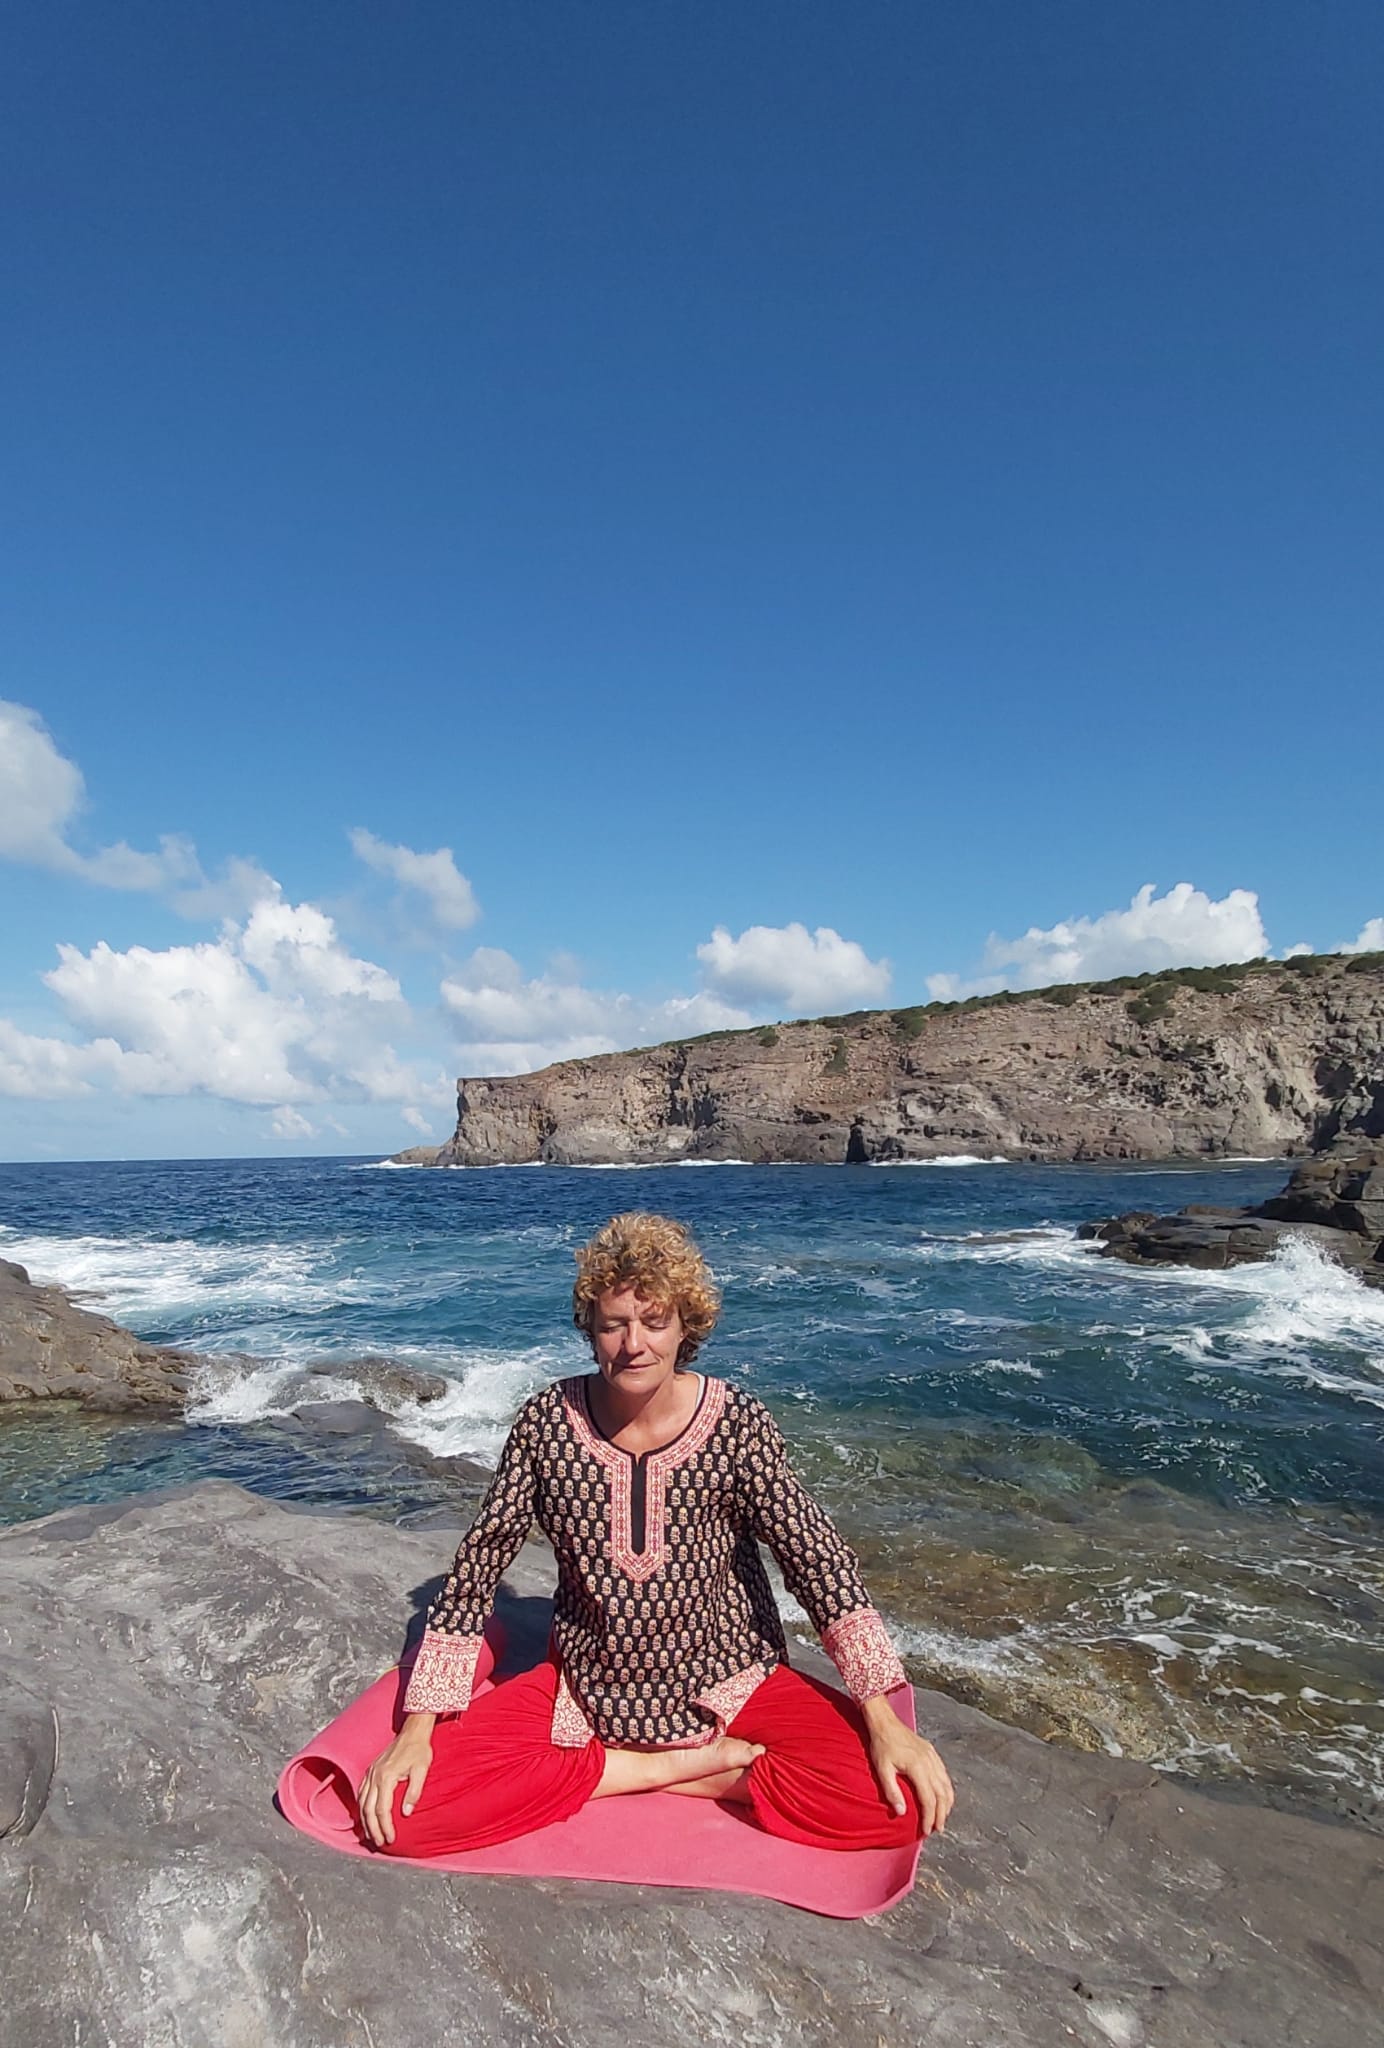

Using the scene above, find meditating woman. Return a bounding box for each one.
[358,1212,954,1855]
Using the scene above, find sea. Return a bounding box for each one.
[2,1153,1381,1832]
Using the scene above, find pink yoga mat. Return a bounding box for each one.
[277,1638,923,1919]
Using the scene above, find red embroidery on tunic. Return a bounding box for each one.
[402,1628,482,1715]
[565,1374,727,1585]
[822,1606,907,1700]
[693,1659,770,1735]
[550,1669,597,1747]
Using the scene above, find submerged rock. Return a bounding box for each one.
[1,1482,1380,2046]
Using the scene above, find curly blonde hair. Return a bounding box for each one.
[572,1213,721,1367]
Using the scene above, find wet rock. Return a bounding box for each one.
[1082,1151,1384,1288]
[0,1260,196,1410]
[306,1358,450,1407]
[1,1482,1381,2047]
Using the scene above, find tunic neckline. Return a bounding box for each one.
[578,1370,708,1463]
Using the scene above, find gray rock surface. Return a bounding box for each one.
[397,957,1384,1167]
[1081,1148,1384,1288]
[2,1482,1381,2047]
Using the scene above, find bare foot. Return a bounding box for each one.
[594,1735,765,1799]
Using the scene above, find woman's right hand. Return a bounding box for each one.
[357,1725,434,1848]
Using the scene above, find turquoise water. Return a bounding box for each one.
[2,1154,1382,1825]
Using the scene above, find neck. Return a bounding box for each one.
[590,1365,692,1438]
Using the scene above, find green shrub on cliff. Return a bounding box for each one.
[756,1026,780,1048]
[1127,987,1173,1026]
[825,1036,848,1075]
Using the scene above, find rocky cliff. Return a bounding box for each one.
[3,1483,1380,2047]
[412,955,1384,1167]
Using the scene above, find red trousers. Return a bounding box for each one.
[380,1658,921,1857]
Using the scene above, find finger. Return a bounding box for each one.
[904,1762,939,1835]
[359,1777,381,1848]
[402,1760,429,1818]
[877,1759,906,1817]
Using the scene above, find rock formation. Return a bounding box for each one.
[1080,1148,1384,1286]
[399,955,1384,1167]
[0,1260,452,1413]
[2,1482,1381,2046]
[0,1256,195,1409]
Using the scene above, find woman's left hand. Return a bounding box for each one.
[861,1696,955,1835]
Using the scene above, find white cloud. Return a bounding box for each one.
[440,950,750,1074]
[0,1019,172,1100]
[0,891,447,1109]
[401,1106,433,1135]
[1341,917,1384,955]
[926,883,1269,1000]
[0,700,201,892]
[0,699,287,922]
[350,827,480,929]
[170,856,282,923]
[695,923,892,1014]
[270,1106,316,1140]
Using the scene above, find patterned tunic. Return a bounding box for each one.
[402,1373,907,1747]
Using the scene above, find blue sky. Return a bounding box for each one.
[2,2,1381,1160]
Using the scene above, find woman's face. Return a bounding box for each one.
[590,1284,684,1393]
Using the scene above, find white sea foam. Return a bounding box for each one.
[0,1227,359,1325]
[870,1154,1009,1167]
[886,1617,1041,1675]
[976,1357,1045,1377]
[1147,1236,1384,1407]
[186,1342,569,1463]
[911,1225,1094,1272]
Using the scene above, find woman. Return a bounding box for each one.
[359,1213,954,1855]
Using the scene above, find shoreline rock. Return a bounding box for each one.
[392,954,1384,1167]
[0,1262,460,1413]
[0,1257,195,1410]
[2,1480,1381,2046]
[1080,1149,1384,1288]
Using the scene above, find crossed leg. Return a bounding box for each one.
[376,1655,918,1857]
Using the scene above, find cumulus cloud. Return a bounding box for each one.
[440,949,751,1073]
[0,891,448,1113]
[695,923,892,1014]
[1341,917,1384,955]
[350,828,480,929]
[401,1106,433,1135]
[0,700,201,892]
[0,699,288,920]
[926,883,1269,1000]
[270,1106,316,1140]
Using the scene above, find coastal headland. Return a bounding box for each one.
[395,953,1384,1168]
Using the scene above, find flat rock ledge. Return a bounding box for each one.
[2,1484,1380,2048]
[1080,1149,1384,1288]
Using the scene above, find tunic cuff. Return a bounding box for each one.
[402,1629,483,1715]
[822,1607,907,1701]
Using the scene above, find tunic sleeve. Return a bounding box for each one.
[401,1400,539,1715]
[735,1395,907,1702]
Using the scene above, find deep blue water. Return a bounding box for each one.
[3,1154,1382,1820]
